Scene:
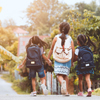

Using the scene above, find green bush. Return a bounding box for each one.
[12,77,32,94]
[92,88,100,96]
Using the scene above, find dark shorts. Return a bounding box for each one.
[29,65,45,78]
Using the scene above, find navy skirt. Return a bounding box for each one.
[75,65,94,75]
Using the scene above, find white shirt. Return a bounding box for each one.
[75,48,79,56]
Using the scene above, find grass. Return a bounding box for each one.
[1,74,12,83]
[12,85,30,94]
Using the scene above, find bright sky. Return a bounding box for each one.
[0,0,99,26]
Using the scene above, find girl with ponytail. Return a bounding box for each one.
[48,22,75,96]
[74,34,96,97]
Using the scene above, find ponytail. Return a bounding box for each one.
[86,35,96,52]
[77,34,96,52]
[59,22,70,46]
[60,33,66,46]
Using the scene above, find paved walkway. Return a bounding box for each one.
[0,72,100,100]
[0,95,100,100]
[0,74,18,96]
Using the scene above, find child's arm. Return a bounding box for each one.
[73,54,78,62]
[48,37,57,59]
[71,40,75,66]
[42,54,52,66]
[73,48,79,62]
[18,58,26,69]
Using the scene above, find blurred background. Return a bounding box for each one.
[0,0,100,96]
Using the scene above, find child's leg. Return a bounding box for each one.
[64,75,69,95]
[85,74,92,97]
[79,74,83,92]
[40,77,48,95]
[38,71,48,95]
[40,77,45,85]
[57,74,66,95]
[30,78,37,96]
[30,69,36,92]
[44,70,46,86]
[32,78,36,92]
[77,74,83,96]
[57,74,64,84]
[85,74,91,89]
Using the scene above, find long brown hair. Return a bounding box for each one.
[59,22,70,46]
[77,34,96,51]
[26,36,48,52]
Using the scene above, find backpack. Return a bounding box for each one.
[26,44,43,69]
[53,35,72,63]
[77,46,95,71]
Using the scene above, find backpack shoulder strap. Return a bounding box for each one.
[79,46,92,53]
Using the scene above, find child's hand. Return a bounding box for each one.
[47,59,52,66]
[18,64,24,69]
[71,62,74,67]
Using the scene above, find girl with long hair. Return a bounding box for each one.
[48,22,75,96]
[19,36,52,96]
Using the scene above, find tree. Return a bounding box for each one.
[75,1,97,16]
[51,9,100,80]
[3,19,16,29]
[26,0,70,35]
[6,41,18,56]
[95,6,100,16]
[0,27,17,47]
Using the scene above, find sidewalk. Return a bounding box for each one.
[0,71,100,100]
[0,73,18,96]
[0,95,100,100]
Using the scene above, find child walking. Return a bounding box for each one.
[48,22,75,96]
[74,34,96,97]
[19,36,52,96]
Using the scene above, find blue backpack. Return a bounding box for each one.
[26,44,43,69]
[77,46,95,71]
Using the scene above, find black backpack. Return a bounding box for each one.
[77,46,95,71]
[26,44,43,69]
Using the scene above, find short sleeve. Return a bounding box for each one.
[75,48,79,56]
[70,37,72,43]
[40,47,45,55]
[67,35,72,43]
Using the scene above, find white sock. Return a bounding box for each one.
[88,88,92,92]
[41,84,46,90]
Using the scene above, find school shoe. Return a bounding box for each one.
[87,88,92,97]
[65,94,70,96]
[30,91,37,96]
[61,80,66,94]
[77,92,84,96]
[41,84,48,95]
